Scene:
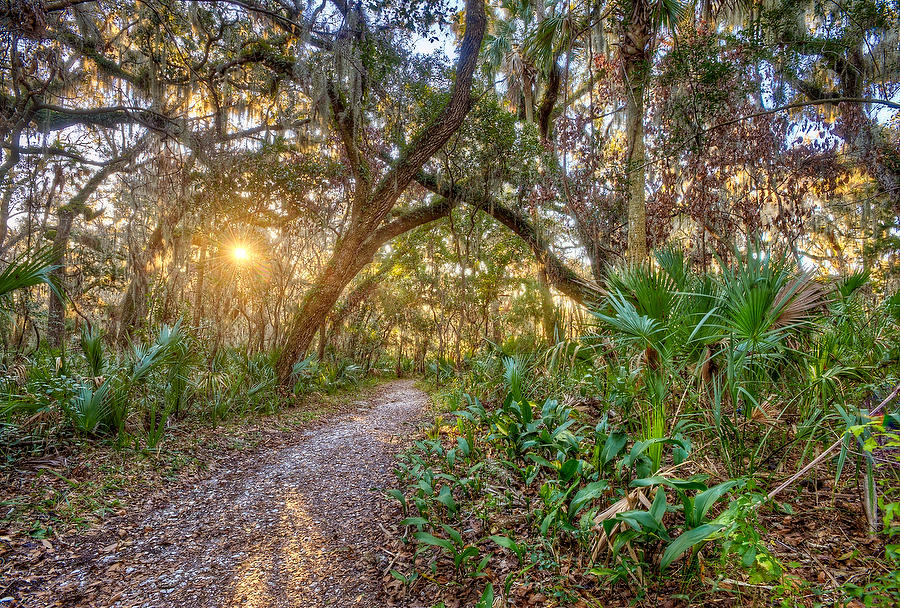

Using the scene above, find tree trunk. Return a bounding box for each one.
[622,3,651,264]
[274,0,486,383]
[624,70,647,264]
[395,331,404,376]
[194,239,207,323]
[317,321,327,360]
[47,208,74,349]
[537,267,558,343]
[276,231,375,380]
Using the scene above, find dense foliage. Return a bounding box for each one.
[389,250,900,606]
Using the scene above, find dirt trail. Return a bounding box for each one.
[28,380,427,608]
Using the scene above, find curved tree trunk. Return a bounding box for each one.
[274,0,486,383]
[414,171,605,306]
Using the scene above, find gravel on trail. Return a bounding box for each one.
[15,380,429,608]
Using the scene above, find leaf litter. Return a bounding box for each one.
[2,380,430,607]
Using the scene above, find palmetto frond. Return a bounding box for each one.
[772,273,825,330]
[651,0,687,29]
[0,246,65,304]
[605,262,678,324]
[716,248,819,352]
[80,324,107,378]
[593,290,665,354]
[887,291,900,325]
[835,270,870,300]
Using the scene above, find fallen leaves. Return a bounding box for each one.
[2,381,427,608]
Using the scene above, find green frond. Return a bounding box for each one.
[0,246,66,304]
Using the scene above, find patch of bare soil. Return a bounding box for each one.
[2,380,429,608]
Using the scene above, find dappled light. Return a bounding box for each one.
[1,0,899,606]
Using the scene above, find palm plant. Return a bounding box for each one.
[80,324,107,378]
[66,381,112,435]
[593,250,703,470]
[0,246,65,301]
[103,320,189,439]
[714,248,824,414]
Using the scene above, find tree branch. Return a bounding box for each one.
[363,0,486,224]
[414,172,604,305]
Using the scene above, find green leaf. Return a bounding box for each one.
[457,436,471,456]
[488,535,519,553]
[400,517,428,527]
[389,569,407,583]
[692,480,743,526]
[456,545,479,566]
[558,458,580,482]
[387,489,407,512]
[660,523,724,570]
[436,486,458,514]
[441,524,463,546]
[631,476,708,491]
[540,510,556,535]
[477,583,494,608]
[0,246,66,304]
[414,531,454,551]
[650,488,667,524]
[617,509,667,535]
[526,453,552,469]
[570,481,609,516]
[601,431,627,466]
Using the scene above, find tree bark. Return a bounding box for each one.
[275,198,456,380]
[317,322,327,360]
[537,267,559,343]
[194,239,207,323]
[622,2,651,264]
[47,208,74,349]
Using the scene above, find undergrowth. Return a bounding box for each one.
[391,249,900,607]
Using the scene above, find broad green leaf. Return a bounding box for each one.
[570,481,609,516]
[477,583,494,608]
[601,431,627,466]
[692,480,743,526]
[617,509,666,535]
[400,517,428,527]
[436,486,458,514]
[631,476,708,491]
[414,531,454,551]
[650,488,667,524]
[441,524,463,546]
[488,535,519,552]
[558,458,580,482]
[387,489,406,512]
[660,523,724,570]
[457,436,471,456]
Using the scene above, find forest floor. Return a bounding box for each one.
[1,380,430,608]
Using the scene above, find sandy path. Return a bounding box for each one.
[25,380,426,608]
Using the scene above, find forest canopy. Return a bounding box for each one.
[1,0,898,370]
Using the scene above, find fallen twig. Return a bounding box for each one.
[766,382,900,501]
